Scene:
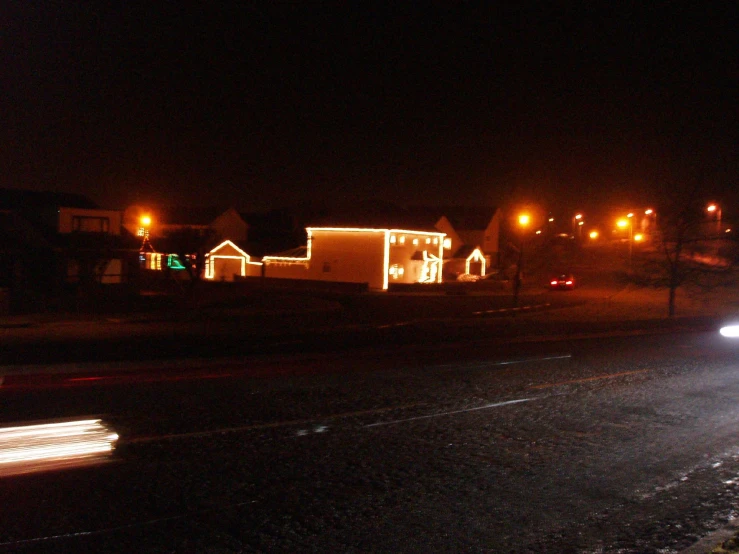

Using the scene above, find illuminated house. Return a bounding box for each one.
[263,227,446,290]
[432,207,501,278]
[203,240,262,281]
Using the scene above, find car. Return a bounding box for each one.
[549,273,575,290]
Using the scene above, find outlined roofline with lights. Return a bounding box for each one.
[204,239,263,280]
[261,226,446,290]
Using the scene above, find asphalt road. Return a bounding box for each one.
[2,328,739,553]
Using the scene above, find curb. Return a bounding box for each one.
[680,519,739,554]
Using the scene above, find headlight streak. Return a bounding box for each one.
[0,419,118,477]
[720,325,739,338]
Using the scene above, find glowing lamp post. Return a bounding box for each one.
[513,214,530,306]
[707,204,722,236]
[572,213,583,238]
[617,214,634,272]
[139,215,153,253]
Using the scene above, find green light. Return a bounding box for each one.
[167,254,187,270]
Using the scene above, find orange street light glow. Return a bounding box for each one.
[645,209,653,215]
[140,215,152,226]
[627,212,634,218]
[634,233,644,242]
[707,204,717,212]
[589,231,599,239]
[518,214,530,226]
[617,219,628,228]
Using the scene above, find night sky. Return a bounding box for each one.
[3,3,737,213]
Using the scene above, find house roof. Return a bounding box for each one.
[0,188,99,211]
[264,245,308,259]
[430,206,498,230]
[452,244,482,259]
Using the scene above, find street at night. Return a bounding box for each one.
[3,320,739,553]
[2,3,738,553]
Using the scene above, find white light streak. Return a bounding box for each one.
[720,325,739,338]
[0,419,118,477]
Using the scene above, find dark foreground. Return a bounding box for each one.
[2,325,739,553]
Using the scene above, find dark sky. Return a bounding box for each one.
[3,2,737,212]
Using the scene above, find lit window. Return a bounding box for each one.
[426,238,431,244]
[389,264,404,279]
[390,235,397,244]
[443,238,452,249]
[413,238,419,245]
[399,236,406,244]
[433,238,438,245]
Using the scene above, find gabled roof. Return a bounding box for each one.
[208,239,250,258]
[452,244,482,259]
[429,206,498,231]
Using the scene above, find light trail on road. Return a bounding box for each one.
[0,418,118,477]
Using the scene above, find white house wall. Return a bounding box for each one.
[58,207,122,235]
[387,232,444,285]
[307,230,386,289]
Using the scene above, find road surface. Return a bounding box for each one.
[1,327,739,553]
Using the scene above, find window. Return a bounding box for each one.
[390,235,397,244]
[389,264,404,279]
[72,216,110,233]
[443,238,452,249]
[399,236,406,244]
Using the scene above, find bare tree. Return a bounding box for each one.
[638,161,737,317]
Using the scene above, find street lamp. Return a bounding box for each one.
[139,215,153,253]
[707,204,722,236]
[514,213,530,306]
[617,216,634,272]
[572,213,582,237]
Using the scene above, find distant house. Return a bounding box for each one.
[432,207,501,278]
[0,188,129,289]
[203,240,262,281]
[123,205,249,248]
[122,205,250,277]
[292,203,501,280]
